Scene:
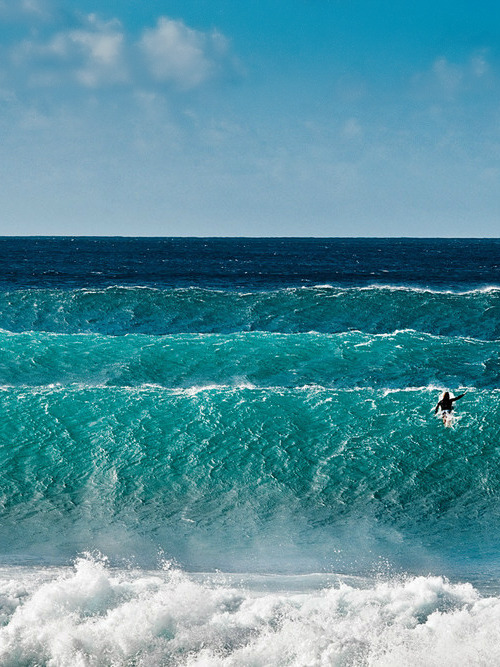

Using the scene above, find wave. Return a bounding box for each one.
[0,385,498,572]
[0,329,497,389]
[0,557,499,666]
[1,285,500,338]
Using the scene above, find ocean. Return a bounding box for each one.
[0,237,500,665]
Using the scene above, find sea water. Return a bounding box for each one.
[0,237,500,665]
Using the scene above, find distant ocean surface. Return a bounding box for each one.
[1,237,500,665]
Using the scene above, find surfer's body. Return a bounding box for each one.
[434,391,466,426]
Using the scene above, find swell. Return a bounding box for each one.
[1,285,500,338]
[0,385,498,569]
[0,329,498,389]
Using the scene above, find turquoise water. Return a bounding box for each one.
[0,285,499,338]
[1,383,500,573]
[1,239,500,665]
[0,284,499,577]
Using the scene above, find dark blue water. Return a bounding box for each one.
[3,237,500,289]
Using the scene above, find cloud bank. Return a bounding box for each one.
[4,9,236,94]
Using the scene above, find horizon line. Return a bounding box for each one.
[1,235,500,240]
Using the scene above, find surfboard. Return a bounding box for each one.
[442,411,454,427]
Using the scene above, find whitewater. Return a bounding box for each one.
[1,237,500,666]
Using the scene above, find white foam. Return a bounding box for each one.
[0,557,498,666]
[353,284,500,296]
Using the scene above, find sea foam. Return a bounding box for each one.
[0,557,498,666]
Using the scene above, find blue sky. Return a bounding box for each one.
[1,1,499,236]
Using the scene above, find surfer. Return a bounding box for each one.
[434,391,466,425]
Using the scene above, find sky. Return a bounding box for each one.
[1,1,500,236]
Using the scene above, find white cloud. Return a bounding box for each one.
[138,17,229,89]
[6,11,235,93]
[21,0,46,17]
[432,57,463,95]
[0,0,51,21]
[65,17,127,87]
[12,14,127,87]
[471,51,490,78]
[342,118,363,140]
[413,51,494,100]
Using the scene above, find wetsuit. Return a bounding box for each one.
[434,392,466,415]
